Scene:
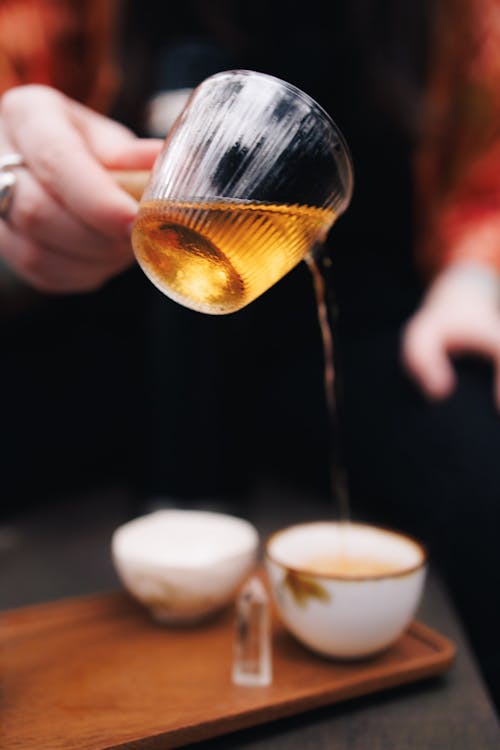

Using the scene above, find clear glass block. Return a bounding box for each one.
[232,576,272,687]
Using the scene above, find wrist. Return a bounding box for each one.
[427,261,500,307]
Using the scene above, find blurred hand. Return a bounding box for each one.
[402,263,500,408]
[0,85,162,292]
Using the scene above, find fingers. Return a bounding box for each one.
[0,219,126,293]
[403,305,500,408]
[1,86,139,237]
[67,99,163,169]
[8,167,133,265]
[402,265,500,408]
[0,85,162,293]
[402,315,456,399]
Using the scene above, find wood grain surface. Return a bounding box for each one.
[0,588,455,750]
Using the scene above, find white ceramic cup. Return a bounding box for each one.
[265,521,427,658]
[112,509,259,624]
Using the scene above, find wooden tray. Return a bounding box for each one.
[1,586,455,750]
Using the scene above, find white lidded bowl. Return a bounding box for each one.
[112,509,259,624]
[266,521,427,658]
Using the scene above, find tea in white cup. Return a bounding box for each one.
[265,521,426,658]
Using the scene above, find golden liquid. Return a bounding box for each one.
[302,554,398,578]
[132,199,336,314]
[306,257,351,522]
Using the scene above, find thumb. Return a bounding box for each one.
[100,138,163,171]
[402,317,456,399]
[68,97,163,169]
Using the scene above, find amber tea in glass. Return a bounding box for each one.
[132,70,353,314]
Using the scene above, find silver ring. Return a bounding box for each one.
[0,153,24,171]
[0,152,25,220]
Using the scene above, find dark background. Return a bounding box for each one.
[1,0,499,708]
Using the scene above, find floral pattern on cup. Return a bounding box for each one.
[282,569,331,608]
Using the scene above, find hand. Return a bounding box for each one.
[0,85,163,292]
[402,263,500,408]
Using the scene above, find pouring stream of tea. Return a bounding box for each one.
[305,253,351,523]
[111,169,352,520]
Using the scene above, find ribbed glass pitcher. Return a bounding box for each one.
[132,70,353,314]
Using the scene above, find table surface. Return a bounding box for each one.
[1,482,499,749]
